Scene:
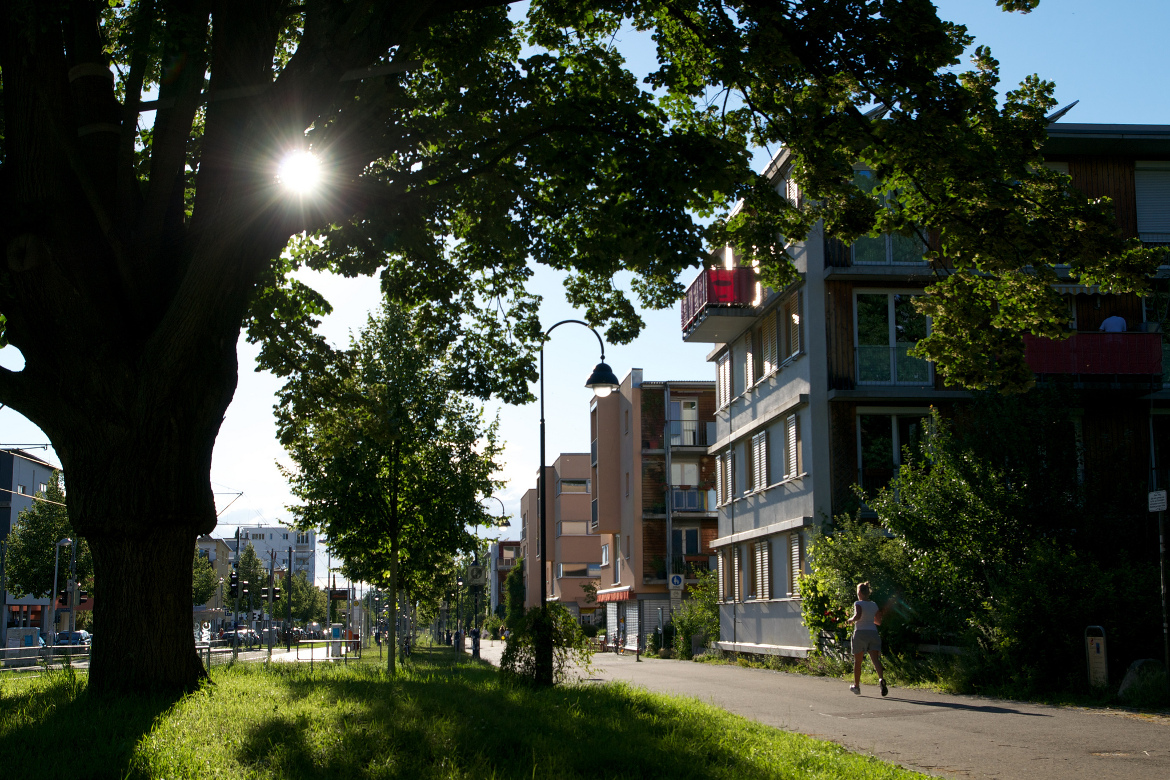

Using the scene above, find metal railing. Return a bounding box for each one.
[668,556,711,579]
[1023,332,1162,375]
[0,643,91,671]
[669,419,707,446]
[856,345,932,386]
[671,488,708,512]
[681,267,758,332]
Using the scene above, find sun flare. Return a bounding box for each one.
[277,150,322,194]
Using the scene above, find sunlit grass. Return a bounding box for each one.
[1,648,928,779]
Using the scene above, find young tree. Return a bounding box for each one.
[235,542,268,618]
[191,552,218,606]
[284,570,327,625]
[5,473,92,601]
[279,303,503,674]
[504,557,526,637]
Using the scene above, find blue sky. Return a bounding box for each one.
[2,0,1166,584]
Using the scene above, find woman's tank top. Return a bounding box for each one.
[854,600,879,632]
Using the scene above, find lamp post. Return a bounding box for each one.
[50,538,72,645]
[536,320,621,686]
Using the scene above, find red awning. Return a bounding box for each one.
[597,589,633,603]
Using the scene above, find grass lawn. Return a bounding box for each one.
[0,647,929,779]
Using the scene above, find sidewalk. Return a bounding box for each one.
[473,641,1169,780]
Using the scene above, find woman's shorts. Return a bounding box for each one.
[851,629,881,655]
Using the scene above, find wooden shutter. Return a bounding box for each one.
[786,414,798,478]
[789,532,803,596]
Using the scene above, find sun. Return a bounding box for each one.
[277,150,322,194]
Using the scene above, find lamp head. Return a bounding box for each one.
[584,361,621,398]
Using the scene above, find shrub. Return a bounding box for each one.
[672,568,719,659]
[499,603,593,686]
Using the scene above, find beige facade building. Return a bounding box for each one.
[592,369,719,650]
[518,454,602,619]
[195,535,233,627]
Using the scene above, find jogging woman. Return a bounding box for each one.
[846,581,888,696]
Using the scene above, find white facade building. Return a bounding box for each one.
[227,526,316,584]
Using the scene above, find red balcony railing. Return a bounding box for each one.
[681,267,757,332]
[1023,332,1162,375]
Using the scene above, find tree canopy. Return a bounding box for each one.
[191,551,218,605]
[4,472,91,600]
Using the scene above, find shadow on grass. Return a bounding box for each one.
[0,666,181,774]
[228,647,861,779]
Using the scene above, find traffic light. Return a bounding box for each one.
[79,590,88,604]
[272,585,281,603]
[229,571,239,598]
[259,587,270,601]
[241,580,250,599]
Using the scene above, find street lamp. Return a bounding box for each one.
[536,320,621,685]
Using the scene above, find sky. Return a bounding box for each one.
[2,0,1168,586]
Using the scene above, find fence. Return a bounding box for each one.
[0,644,91,671]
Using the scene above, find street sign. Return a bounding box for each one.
[668,573,684,591]
[468,565,487,587]
[329,588,349,601]
[1150,490,1167,513]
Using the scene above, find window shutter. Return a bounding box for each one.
[789,532,803,596]
[753,542,764,600]
[733,547,741,601]
[717,550,725,601]
[717,353,731,407]
[726,450,735,500]
[787,293,802,357]
[795,414,802,475]
[786,414,798,478]
[715,455,724,506]
[1136,165,1170,241]
[744,334,754,389]
[762,312,777,375]
[761,540,771,600]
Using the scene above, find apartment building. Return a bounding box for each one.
[226,525,316,585]
[1,449,61,647]
[195,535,234,628]
[592,370,719,650]
[518,454,602,618]
[488,539,522,615]
[682,121,1170,658]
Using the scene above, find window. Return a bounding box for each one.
[859,413,926,492]
[16,485,26,495]
[37,482,48,494]
[716,352,732,408]
[614,536,622,583]
[753,540,772,600]
[781,292,803,361]
[1136,161,1170,243]
[282,533,289,540]
[557,479,590,494]
[715,455,725,506]
[743,331,758,388]
[850,171,927,264]
[672,528,701,556]
[783,413,802,479]
[723,451,735,502]
[557,563,598,578]
[502,547,516,559]
[557,520,589,536]
[625,471,630,496]
[748,431,769,492]
[670,460,699,487]
[670,398,700,445]
[856,292,930,385]
[788,532,804,596]
[732,546,742,601]
[717,548,727,600]
[760,312,778,376]
[601,544,609,566]
[296,532,310,544]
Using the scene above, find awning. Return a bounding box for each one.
[596,586,633,603]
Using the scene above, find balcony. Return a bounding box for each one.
[1023,332,1162,376]
[591,499,598,532]
[681,267,758,342]
[856,345,933,386]
[669,555,711,580]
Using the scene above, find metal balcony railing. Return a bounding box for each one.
[591,439,598,466]
[856,345,932,386]
[1023,332,1162,375]
[669,419,707,447]
[669,555,711,579]
[681,267,757,332]
[591,499,598,531]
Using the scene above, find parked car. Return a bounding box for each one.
[55,630,91,645]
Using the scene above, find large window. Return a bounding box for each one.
[557,563,601,578]
[672,528,701,556]
[557,520,590,536]
[557,479,590,494]
[856,292,931,385]
[858,413,927,492]
[670,398,701,445]
[850,171,927,265]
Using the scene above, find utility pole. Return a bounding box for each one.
[68,541,77,632]
[267,549,276,660]
[233,527,241,661]
[287,545,293,652]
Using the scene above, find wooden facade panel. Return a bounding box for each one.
[1069,156,1138,238]
[825,280,855,390]
[1074,292,1144,332]
[829,401,858,514]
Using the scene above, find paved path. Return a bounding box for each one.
[475,642,1169,780]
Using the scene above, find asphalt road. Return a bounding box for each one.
[475,641,1169,780]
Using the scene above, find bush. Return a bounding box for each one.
[672,569,719,660]
[499,603,593,686]
[581,623,600,638]
[482,614,503,640]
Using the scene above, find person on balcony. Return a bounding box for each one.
[1099,315,1127,333]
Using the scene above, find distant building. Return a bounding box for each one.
[224,525,316,585]
[194,536,233,629]
[1,449,61,647]
[488,540,521,615]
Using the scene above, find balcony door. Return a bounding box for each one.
[670,398,700,445]
[855,292,931,385]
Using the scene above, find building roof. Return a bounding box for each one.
[1,448,59,469]
[640,380,716,388]
[1044,123,1170,157]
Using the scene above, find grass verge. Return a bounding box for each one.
[0,647,929,779]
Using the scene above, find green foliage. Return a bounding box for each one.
[806,400,1164,695]
[500,603,594,686]
[5,473,91,599]
[284,570,328,625]
[235,543,268,614]
[504,557,527,635]
[672,568,720,659]
[482,614,503,640]
[191,553,218,606]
